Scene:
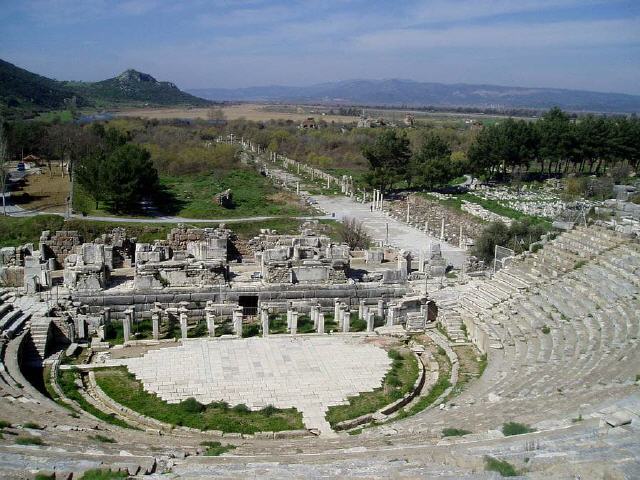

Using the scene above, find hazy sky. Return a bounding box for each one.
[1,0,639,94]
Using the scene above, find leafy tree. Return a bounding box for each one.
[75,152,107,210]
[535,107,576,174]
[77,144,159,213]
[410,135,456,189]
[362,130,411,192]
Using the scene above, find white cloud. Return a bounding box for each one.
[353,18,640,51]
[409,0,619,23]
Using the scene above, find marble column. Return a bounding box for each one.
[440,217,445,241]
[123,308,133,342]
[342,308,350,333]
[205,303,216,338]
[367,311,375,332]
[261,305,269,337]
[387,304,396,327]
[151,311,160,340]
[287,305,293,331]
[290,309,298,335]
[362,304,369,322]
[317,312,325,334]
[76,316,86,340]
[179,309,188,340]
[358,300,365,320]
[377,299,385,318]
[233,307,243,338]
[334,298,341,327]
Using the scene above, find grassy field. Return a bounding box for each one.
[160,169,311,218]
[95,367,304,434]
[0,215,65,247]
[73,168,312,219]
[115,103,356,123]
[326,348,418,427]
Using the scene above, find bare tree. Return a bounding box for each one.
[339,217,372,250]
[0,123,7,215]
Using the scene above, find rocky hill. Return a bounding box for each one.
[0,59,211,118]
[67,69,211,108]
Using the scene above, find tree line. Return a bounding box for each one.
[469,108,640,178]
[362,108,640,193]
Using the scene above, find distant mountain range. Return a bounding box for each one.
[0,59,211,118]
[190,79,640,114]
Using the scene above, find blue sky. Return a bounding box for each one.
[1,0,639,94]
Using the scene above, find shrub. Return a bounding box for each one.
[0,420,11,429]
[502,421,535,436]
[574,260,587,270]
[484,456,518,476]
[261,405,278,417]
[200,441,236,456]
[232,403,250,413]
[338,217,371,249]
[541,325,550,334]
[89,434,116,443]
[442,428,471,437]
[80,469,128,480]
[23,422,43,430]
[16,436,44,446]
[180,397,205,413]
[388,349,403,361]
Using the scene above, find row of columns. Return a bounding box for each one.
[118,298,392,342]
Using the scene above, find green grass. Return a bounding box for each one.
[502,421,536,436]
[0,420,11,429]
[326,349,419,426]
[442,427,472,437]
[94,367,304,434]
[200,441,236,456]
[0,215,65,247]
[22,422,43,430]
[79,469,128,480]
[155,169,312,219]
[397,375,451,419]
[484,456,518,477]
[104,318,156,345]
[57,370,132,429]
[478,354,488,376]
[35,474,55,480]
[16,436,44,446]
[36,109,74,123]
[541,325,551,334]
[42,364,78,412]
[574,259,587,270]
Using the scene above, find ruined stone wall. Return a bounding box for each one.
[161,227,231,252]
[39,230,82,265]
[71,283,408,321]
